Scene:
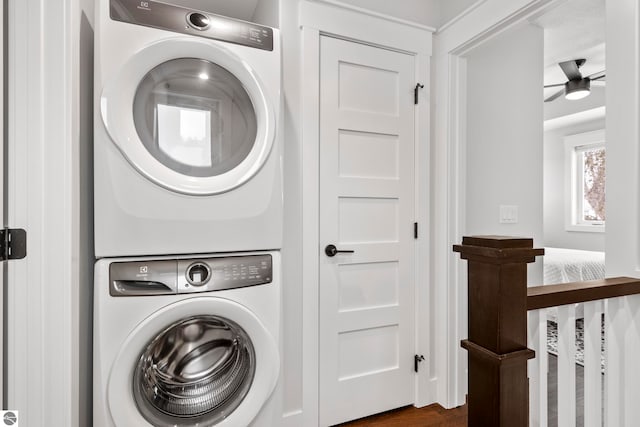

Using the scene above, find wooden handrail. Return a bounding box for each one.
[527,277,640,310]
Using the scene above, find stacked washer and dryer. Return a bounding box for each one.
[93,1,282,426]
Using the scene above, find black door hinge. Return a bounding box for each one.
[414,354,425,372]
[414,222,418,239]
[0,228,27,261]
[414,83,424,105]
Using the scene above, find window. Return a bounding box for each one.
[565,129,605,232]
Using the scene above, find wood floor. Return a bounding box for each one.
[336,354,598,426]
[336,403,468,427]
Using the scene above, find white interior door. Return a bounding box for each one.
[318,35,416,426]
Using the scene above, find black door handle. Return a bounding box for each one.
[324,244,354,257]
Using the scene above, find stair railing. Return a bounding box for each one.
[454,236,640,427]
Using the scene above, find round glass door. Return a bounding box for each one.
[133,58,258,178]
[100,38,276,195]
[133,315,255,426]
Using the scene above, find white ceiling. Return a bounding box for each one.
[533,0,606,106]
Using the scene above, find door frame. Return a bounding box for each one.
[431,0,567,409]
[300,1,433,425]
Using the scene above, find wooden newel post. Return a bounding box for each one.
[453,236,544,427]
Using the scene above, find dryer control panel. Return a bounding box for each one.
[110,0,274,51]
[110,254,273,296]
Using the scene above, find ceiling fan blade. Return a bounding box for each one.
[588,70,606,81]
[559,59,585,81]
[544,89,564,102]
[544,83,565,88]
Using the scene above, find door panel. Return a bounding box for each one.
[319,36,415,426]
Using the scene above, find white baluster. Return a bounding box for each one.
[557,304,576,426]
[604,297,624,426]
[583,300,603,427]
[528,308,548,427]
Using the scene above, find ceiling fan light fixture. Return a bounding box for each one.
[564,78,591,100]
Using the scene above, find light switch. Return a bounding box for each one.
[499,205,518,224]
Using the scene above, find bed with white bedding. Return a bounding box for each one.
[543,247,605,285]
[542,247,606,360]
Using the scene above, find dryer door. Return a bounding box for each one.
[107,297,279,427]
[100,38,276,195]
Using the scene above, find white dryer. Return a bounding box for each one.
[93,251,281,426]
[95,0,282,257]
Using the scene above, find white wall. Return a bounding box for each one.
[465,23,544,283]
[169,0,260,24]
[604,0,639,278]
[279,0,304,422]
[602,2,640,423]
[252,0,280,27]
[543,119,606,251]
[168,0,278,28]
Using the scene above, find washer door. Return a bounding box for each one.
[108,298,279,427]
[100,38,275,195]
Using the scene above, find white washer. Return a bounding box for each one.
[95,0,282,257]
[93,251,281,426]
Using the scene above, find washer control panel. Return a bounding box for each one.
[110,0,274,51]
[177,255,272,293]
[110,254,272,296]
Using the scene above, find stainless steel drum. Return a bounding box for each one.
[133,315,256,426]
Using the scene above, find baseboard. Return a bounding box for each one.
[415,376,439,408]
[282,409,304,427]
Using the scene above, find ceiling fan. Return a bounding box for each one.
[544,59,605,102]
